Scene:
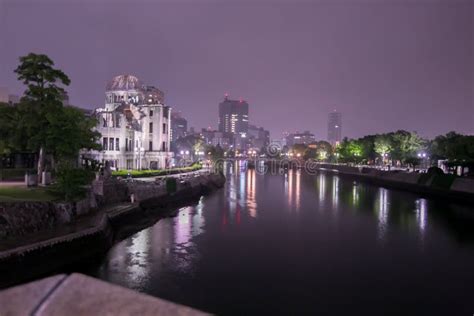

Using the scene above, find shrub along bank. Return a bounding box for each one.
[112,163,202,178]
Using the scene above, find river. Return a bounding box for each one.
[86,166,474,315]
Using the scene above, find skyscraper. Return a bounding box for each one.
[218,94,249,135]
[170,111,188,142]
[327,110,342,145]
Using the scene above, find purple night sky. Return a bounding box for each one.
[0,0,472,140]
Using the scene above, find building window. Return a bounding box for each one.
[162,141,166,151]
[149,122,153,134]
[149,141,153,151]
[109,138,114,151]
[116,138,120,151]
[162,123,166,134]
[125,138,128,151]
[150,110,153,117]
[103,137,108,150]
[129,139,133,151]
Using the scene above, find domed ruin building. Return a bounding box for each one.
[84,75,172,170]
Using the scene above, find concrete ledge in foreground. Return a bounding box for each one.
[0,273,209,316]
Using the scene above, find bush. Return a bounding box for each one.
[417,168,456,190]
[430,174,457,190]
[166,178,177,194]
[48,166,95,202]
[427,166,444,176]
[112,163,202,178]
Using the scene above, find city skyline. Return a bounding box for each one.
[1,2,474,314]
[0,0,472,140]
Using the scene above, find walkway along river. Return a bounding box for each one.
[85,166,474,315]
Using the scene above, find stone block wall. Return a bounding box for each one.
[0,202,74,239]
[451,178,474,194]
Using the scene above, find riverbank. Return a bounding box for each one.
[314,163,474,203]
[0,171,225,288]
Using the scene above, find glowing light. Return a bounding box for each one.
[247,169,257,217]
[332,176,339,210]
[377,188,389,242]
[416,198,427,233]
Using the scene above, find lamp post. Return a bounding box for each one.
[381,153,389,169]
[417,152,428,170]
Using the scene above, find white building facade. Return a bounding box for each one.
[84,75,173,170]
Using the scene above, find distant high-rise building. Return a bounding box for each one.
[248,124,270,150]
[327,110,342,145]
[170,111,188,142]
[286,131,316,146]
[218,95,249,135]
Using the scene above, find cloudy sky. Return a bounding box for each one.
[0,0,472,140]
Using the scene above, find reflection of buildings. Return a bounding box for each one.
[84,75,173,170]
[102,228,153,290]
[327,110,342,145]
[101,202,206,288]
[285,169,301,211]
[246,169,257,217]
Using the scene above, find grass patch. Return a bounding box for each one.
[112,163,202,178]
[0,186,57,202]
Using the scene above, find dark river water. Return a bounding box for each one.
[87,166,474,315]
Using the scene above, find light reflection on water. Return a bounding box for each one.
[246,169,257,218]
[99,198,207,289]
[318,173,326,206]
[91,169,474,315]
[332,175,339,211]
[377,188,389,242]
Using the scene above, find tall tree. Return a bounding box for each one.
[391,130,425,163]
[45,106,101,164]
[14,53,71,180]
[374,135,392,163]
